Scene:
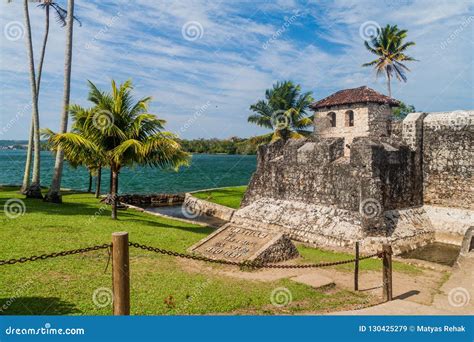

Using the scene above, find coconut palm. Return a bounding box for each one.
[42,108,102,195]
[362,24,416,97]
[21,0,81,194]
[19,0,43,198]
[248,81,314,143]
[45,0,78,203]
[48,80,190,219]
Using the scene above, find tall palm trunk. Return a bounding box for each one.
[87,170,92,192]
[109,168,113,194]
[110,165,118,220]
[22,3,50,194]
[36,4,49,96]
[95,165,102,198]
[45,0,75,203]
[23,0,42,199]
[386,69,392,97]
[21,117,34,193]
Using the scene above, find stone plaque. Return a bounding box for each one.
[189,223,299,263]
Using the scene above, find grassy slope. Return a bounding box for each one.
[0,187,370,315]
[192,186,247,209]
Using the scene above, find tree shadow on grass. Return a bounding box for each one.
[0,297,81,315]
[0,194,102,218]
[122,215,215,235]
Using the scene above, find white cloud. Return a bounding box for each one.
[0,0,472,140]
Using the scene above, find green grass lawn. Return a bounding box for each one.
[297,245,421,274]
[0,186,371,315]
[192,186,247,209]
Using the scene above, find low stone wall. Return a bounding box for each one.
[184,193,235,221]
[232,197,435,254]
[117,194,185,207]
[424,205,473,245]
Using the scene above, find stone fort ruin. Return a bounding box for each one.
[238,86,473,254]
[191,86,472,260]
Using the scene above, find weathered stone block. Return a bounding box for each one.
[189,223,299,263]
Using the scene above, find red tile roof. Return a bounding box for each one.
[310,86,400,109]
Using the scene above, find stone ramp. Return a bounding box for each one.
[189,223,299,263]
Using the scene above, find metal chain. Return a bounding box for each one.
[0,244,111,266]
[128,241,383,269]
[0,241,384,269]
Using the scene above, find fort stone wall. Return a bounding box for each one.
[240,108,473,252]
[421,111,473,210]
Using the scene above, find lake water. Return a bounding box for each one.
[0,150,256,194]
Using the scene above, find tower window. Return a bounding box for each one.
[345,110,354,127]
[327,112,336,127]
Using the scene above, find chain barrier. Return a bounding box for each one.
[128,241,383,269]
[0,244,111,266]
[0,241,383,269]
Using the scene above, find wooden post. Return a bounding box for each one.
[354,241,359,291]
[382,244,393,302]
[112,232,130,315]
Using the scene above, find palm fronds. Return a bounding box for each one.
[248,81,314,144]
[362,24,416,96]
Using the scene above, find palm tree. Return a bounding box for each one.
[42,108,102,195]
[45,0,77,203]
[48,80,190,219]
[20,0,42,198]
[21,0,81,194]
[362,24,416,97]
[248,81,314,143]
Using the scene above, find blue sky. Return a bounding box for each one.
[1,0,473,140]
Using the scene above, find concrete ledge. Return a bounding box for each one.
[122,202,217,228]
[184,193,236,221]
[424,205,474,238]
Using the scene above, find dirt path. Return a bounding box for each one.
[177,257,448,308]
[335,253,473,315]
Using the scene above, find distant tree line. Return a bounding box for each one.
[178,137,258,155]
[0,137,258,155]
